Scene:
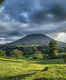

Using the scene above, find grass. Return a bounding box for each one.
[0,57,65,80]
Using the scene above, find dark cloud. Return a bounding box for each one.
[49,4,65,21]
[0,0,66,44]
[2,0,66,23]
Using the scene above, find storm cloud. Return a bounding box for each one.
[3,0,66,23]
[0,0,66,44]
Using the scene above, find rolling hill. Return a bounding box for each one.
[10,34,53,46]
[9,33,65,47]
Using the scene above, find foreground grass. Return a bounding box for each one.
[0,57,65,80]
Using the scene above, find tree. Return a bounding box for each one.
[48,40,59,58]
[0,0,4,4]
[34,51,43,60]
[0,50,6,56]
[10,49,23,57]
[64,53,66,63]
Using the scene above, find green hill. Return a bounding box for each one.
[0,57,65,80]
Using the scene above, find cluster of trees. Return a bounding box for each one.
[10,49,24,57]
[48,40,59,58]
[0,50,6,57]
[0,40,65,61]
[0,0,4,4]
[0,49,24,57]
[63,53,66,63]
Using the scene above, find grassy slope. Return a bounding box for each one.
[0,57,65,80]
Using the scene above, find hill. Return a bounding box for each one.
[0,57,65,80]
[10,34,53,46]
[9,33,65,47]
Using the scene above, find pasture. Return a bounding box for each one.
[0,57,65,80]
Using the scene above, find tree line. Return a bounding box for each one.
[0,40,65,60]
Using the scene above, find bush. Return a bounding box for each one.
[34,51,44,60]
[0,50,6,57]
[0,0,4,4]
[10,49,23,57]
[48,40,59,58]
[43,54,48,60]
[63,53,66,63]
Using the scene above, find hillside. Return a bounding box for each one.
[10,34,53,46]
[9,34,65,47]
[0,57,65,80]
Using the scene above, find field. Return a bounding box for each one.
[0,57,65,80]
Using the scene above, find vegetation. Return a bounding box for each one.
[0,40,64,62]
[0,0,4,4]
[48,40,59,58]
[64,53,66,63]
[10,49,23,57]
[0,40,65,80]
[0,50,6,57]
[33,51,44,60]
[0,40,64,60]
[0,57,65,80]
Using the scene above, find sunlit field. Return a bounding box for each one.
[0,57,65,80]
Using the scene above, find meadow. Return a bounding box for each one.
[0,57,65,80]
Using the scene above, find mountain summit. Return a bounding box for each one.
[11,34,53,46]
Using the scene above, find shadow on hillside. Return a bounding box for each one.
[34,77,64,80]
[34,58,64,64]
[0,71,38,80]
[0,73,64,80]
[0,67,49,80]
[0,66,64,80]
[0,72,64,80]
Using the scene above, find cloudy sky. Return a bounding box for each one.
[0,0,65,44]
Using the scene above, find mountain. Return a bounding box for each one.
[10,34,53,46]
[0,33,65,47]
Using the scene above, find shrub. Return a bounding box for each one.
[63,53,66,63]
[10,49,23,57]
[0,0,4,4]
[0,50,6,56]
[48,40,59,58]
[34,51,44,60]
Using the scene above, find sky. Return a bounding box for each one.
[0,0,65,44]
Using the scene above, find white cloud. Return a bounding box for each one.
[0,6,5,13]
[47,32,65,42]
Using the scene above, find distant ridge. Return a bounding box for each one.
[9,33,65,47]
[0,33,65,47]
[10,34,53,46]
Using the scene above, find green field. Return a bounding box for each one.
[0,57,65,80]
